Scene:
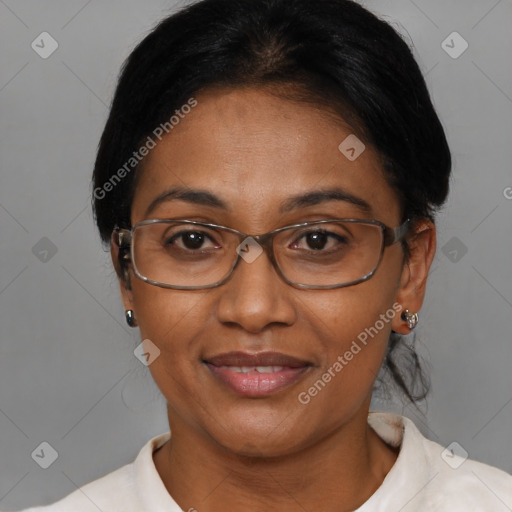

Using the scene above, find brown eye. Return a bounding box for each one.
[291,230,349,252]
[165,230,218,251]
[303,231,328,250]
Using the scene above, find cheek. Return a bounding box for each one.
[293,301,395,434]
[310,287,396,380]
[131,282,211,374]
[295,255,403,413]
[130,287,213,429]
[310,250,402,355]
[132,278,209,334]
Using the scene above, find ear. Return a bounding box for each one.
[392,219,437,334]
[110,235,135,313]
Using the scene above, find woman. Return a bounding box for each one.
[16,0,512,510]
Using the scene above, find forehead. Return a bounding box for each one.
[131,87,401,226]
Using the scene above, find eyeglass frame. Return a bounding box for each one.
[113,217,412,290]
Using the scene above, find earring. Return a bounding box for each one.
[125,309,137,327]
[401,309,418,330]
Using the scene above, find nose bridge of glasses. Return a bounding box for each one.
[249,231,276,253]
[233,231,279,272]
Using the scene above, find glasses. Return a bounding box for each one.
[113,218,411,290]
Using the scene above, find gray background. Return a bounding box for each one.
[1,0,511,509]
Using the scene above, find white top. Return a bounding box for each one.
[12,412,512,511]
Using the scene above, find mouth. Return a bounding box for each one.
[203,351,311,397]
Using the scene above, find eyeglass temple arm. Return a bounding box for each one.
[112,226,132,261]
[384,218,412,245]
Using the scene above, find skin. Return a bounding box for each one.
[111,86,436,512]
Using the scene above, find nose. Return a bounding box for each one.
[215,245,297,333]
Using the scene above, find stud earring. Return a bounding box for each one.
[401,309,418,330]
[125,309,137,327]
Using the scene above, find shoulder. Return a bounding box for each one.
[12,431,173,512]
[419,432,512,510]
[14,463,138,512]
[366,412,512,511]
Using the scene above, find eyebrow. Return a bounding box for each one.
[145,186,228,217]
[144,185,372,218]
[279,188,372,214]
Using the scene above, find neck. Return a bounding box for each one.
[153,404,398,512]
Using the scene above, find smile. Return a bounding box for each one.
[218,365,286,373]
[204,351,311,397]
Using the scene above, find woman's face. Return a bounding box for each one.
[116,87,431,457]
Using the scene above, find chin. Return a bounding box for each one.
[201,405,310,459]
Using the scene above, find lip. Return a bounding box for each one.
[204,351,311,397]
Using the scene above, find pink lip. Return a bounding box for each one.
[204,351,311,397]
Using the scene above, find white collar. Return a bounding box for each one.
[133,412,425,511]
